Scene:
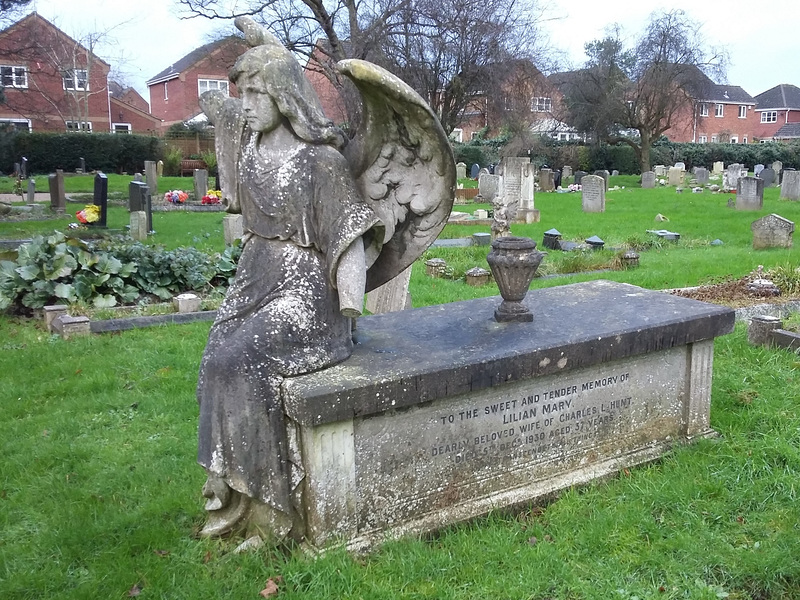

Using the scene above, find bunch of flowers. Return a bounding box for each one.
[567,184,581,192]
[75,204,100,224]
[164,190,189,204]
[201,189,222,204]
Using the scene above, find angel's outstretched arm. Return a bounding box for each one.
[200,90,246,214]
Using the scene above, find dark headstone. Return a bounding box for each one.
[129,180,153,232]
[92,172,108,228]
[48,170,66,214]
[470,164,480,179]
[20,157,27,179]
[593,170,609,190]
[543,228,562,250]
[585,235,605,249]
[553,169,562,189]
[80,157,86,174]
[758,167,775,187]
[574,171,586,185]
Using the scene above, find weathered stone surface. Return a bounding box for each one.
[751,213,794,249]
[52,314,91,339]
[641,171,656,189]
[780,170,800,201]
[282,280,734,548]
[174,293,202,313]
[581,175,605,212]
[365,266,412,313]
[736,176,764,210]
[222,214,244,246]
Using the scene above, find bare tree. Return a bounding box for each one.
[559,10,727,173]
[175,0,550,134]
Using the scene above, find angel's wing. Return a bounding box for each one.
[338,59,456,292]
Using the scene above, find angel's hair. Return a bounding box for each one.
[230,44,346,150]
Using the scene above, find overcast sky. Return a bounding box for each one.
[26,0,800,106]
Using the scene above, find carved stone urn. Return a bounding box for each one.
[486,236,543,322]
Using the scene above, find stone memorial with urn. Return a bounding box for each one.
[194,17,735,550]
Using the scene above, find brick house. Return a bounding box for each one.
[146,37,247,129]
[0,12,117,133]
[672,82,757,144]
[752,84,800,142]
[108,81,162,134]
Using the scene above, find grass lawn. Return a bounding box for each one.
[1,174,800,598]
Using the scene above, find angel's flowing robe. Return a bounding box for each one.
[197,129,380,516]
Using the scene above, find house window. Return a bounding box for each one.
[449,128,463,143]
[715,104,724,117]
[0,118,31,131]
[63,69,88,91]
[198,79,229,96]
[711,135,718,143]
[743,136,747,144]
[65,121,92,132]
[0,65,27,88]
[738,105,747,118]
[699,103,708,117]
[531,97,552,112]
[730,136,738,144]
[164,81,168,101]
[761,111,777,123]
[699,135,707,143]
[112,123,131,134]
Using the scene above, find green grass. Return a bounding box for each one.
[0,174,203,197]
[1,318,799,599]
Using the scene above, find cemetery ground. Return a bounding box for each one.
[1,174,800,598]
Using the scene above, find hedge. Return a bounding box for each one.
[0,131,164,175]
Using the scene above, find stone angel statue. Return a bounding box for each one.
[195,17,455,539]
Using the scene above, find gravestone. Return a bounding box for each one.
[712,161,724,174]
[26,178,35,204]
[553,169,562,189]
[20,157,27,179]
[780,169,800,200]
[48,170,66,213]
[92,172,108,228]
[668,166,684,186]
[134,173,143,182]
[674,162,685,171]
[539,168,554,192]
[611,169,619,177]
[456,162,467,179]
[144,160,158,198]
[365,266,413,314]
[593,170,609,190]
[772,161,783,181]
[753,164,765,177]
[641,171,656,189]
[282,281,734,549]
[478,172,500,201]
[478,168,490,179]
[79,157,86,173]
[751,214,794,249]
[223,213,244,245]
[194,169,209,203]
[695,168,709,185]
[129,180,152,232]
[561,165,572,179]
[471,164,480,179]
[724,164,742,190]
[736,176,764,210]
[542,228,561,250]
[130,211,148,241]
[497,157,538,223]
[157,160,164,178]
[758,167,775,187]
[573,170,586,185]
[654,165,667,177]
[581,174,605,212]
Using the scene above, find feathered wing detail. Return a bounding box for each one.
[337,59,456,292]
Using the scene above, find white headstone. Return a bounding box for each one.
[581,175,606,212]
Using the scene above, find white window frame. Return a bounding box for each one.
[63,69,88,91]
[112,122,131,134]
[743,136,747,144]
[699,135,707,143]
[449,128,463,143]
[0,65,27,88]
[761,111,777,123]
[531,97,552,112]
[714,103,724,117]
[164,81,168,101]
[738,105,747,118]
[711,135,718,143]
[699,103,708,117]
[65,120,92,132]
[730,136,738,144]
[0,118,31,131]
[198,78,229,96]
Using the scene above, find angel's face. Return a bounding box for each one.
[240,79,281,133]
